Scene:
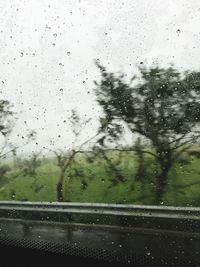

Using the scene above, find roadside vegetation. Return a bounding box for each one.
[0,148,200,206]
[1,62,200,206]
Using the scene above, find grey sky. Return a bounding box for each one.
[0,0,199,154]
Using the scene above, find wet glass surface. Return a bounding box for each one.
[0,1,200,265]
[0,218,199,265]
[0,0,199,206]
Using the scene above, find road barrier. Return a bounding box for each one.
[0,201,199,232]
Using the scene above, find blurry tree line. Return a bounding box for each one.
[1,62,200,204]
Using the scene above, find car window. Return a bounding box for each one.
[0,1,199,266]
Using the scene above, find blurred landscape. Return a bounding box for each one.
[0,1,200,207]
[0,147,200,206]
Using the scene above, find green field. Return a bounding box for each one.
[0,151,200,207]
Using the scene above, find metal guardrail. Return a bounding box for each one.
[0,200,200,216]
[0,201,199,231]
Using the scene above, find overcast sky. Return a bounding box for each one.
[0,0,200,154]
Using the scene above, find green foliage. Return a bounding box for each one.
[95,63,200,153]
[0,164,10,176]
[0,164,11,188]
[0,100,14,137]
[94,63,200,203]
[16,154,42,176]
[0,151,199,206]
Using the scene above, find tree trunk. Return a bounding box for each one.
[155,162,172,205]
[57,168,65,202]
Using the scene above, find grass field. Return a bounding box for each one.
[0,151,200,207]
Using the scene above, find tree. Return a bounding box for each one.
[21,149,43,177]
[47,110,99,202]
[94,62,200,204]
[134,137,148,184]
[0,99,37,192]
[0,100,15,157]
[97,149,125,186]
[0,164,10,178]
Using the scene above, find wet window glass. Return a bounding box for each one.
[0,1,199,207]
[1,2,200,266]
